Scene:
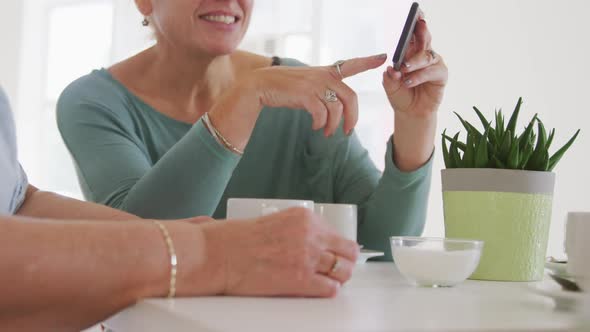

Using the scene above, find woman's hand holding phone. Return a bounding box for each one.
[382,7,448,172]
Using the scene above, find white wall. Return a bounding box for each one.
[110,0,153,63]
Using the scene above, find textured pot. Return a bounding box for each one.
[442,169,555,281]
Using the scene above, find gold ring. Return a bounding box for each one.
[330,256,340,274]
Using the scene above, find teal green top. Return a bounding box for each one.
[56,58,433,259]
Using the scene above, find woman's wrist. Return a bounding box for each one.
[196,219,253,296]
[237,71,265,111]
[392,111,437,172]
[118,221,172,301]
[166,221,226,296]
[137,221,224,299]
[198,221,232,295]
[206,76,264,152]
[202,113,244,156]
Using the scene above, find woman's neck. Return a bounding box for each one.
[109,43,272,123]
[110,44,271,122]
[143,45,237,114]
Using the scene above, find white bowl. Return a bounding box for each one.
[390,237,483,287]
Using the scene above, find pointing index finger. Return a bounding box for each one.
[336,53,388,79]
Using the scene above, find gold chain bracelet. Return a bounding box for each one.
[202,113,244,156]
[152,220,177,298]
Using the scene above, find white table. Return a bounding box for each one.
[105,262,582,332]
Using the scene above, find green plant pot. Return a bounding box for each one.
[442,169,555,281]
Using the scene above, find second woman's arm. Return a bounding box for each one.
[57,86,241,219]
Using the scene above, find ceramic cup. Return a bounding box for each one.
[565,212,590,291]
[314,203,358,242]
[226,198,314,219]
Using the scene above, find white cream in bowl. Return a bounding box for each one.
[391,237,483,287]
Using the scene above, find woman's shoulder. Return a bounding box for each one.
[56,69,142,140]
[57,69,136,124]
[58,69,128,107]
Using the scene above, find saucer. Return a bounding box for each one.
[528,277,585,310]
[545,261,571,278]
[357,249,384,264]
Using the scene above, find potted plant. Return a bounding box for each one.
[441,98,580,281]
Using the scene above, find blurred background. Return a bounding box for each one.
[0,0,588,261]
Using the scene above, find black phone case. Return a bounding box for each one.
[393,2,420,71]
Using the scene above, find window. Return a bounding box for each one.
[243,0,315,63]
[45,2,114,102]
[19,0,114,199]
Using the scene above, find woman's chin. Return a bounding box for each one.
[195,43,240,57]
[212,46,238,56]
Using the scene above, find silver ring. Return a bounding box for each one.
[330,256,340,274]
[324,89,338,103]
[333,60,345,79]
[427,49,437,60]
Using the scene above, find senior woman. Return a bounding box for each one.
[57,0,448,257]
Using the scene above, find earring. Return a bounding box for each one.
[142,17,149,27]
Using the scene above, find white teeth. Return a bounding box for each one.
[202,15,236,24]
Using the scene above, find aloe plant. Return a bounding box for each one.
[442,98,580,171]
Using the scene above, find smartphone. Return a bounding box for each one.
[392,2,420,71]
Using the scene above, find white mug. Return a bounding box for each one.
[565,212,590,291]
[226,198,314,219]
[314,203,358,242]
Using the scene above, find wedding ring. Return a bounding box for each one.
[330,256,341,274]
[324,89,338,103]
[333,60,345,79]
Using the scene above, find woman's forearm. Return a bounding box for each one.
[392,112,437,172]
[0,217,216,331]
[0,199,360,330]
[17,186,139,221]
[120,122,241,219]
[0,217,167,331]
[121,81,260,218]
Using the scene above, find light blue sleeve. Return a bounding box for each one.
[10,164,29,214]
[0,86,29,215]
